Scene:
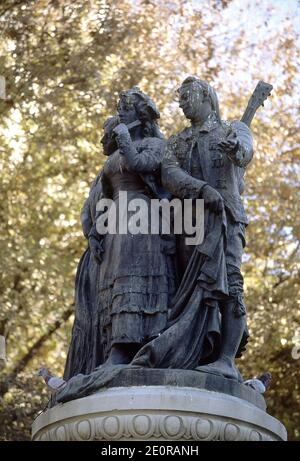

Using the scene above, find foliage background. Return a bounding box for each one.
[0,0,299,441]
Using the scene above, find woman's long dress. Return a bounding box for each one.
[98,139,176,358]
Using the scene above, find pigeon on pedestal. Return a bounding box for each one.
[37,367,67,394]
[243,372,272,394]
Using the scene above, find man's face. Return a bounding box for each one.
[178,84,206,122]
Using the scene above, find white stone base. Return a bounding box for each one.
[32,386,287,441]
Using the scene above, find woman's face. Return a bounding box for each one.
[117,97,138,125]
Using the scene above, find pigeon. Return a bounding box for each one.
[37,367,67,394]
[243,372,272,394]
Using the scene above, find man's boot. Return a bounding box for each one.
[196,299,246,381]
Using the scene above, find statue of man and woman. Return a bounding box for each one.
[63,77,254,386]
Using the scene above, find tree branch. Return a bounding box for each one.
[0,307,73,396]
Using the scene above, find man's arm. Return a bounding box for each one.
[220,120,254,168]
[162,135,224,213]
[161,135,208,199]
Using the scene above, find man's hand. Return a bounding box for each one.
[113,123,130,138]
[218,130,240,156]
[218,130,245,165]
[89,236,103,265]
[202,185,224,213]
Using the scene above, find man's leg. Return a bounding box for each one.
[196,221,247,381]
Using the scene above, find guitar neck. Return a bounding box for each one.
[240,81,273,127]
[241,100,257,127]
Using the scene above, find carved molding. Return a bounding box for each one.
[34,412,281,441]
[32,386,287,441]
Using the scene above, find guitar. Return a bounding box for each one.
[241,80,273,127]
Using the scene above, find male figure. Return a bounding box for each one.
[162,76,253,380]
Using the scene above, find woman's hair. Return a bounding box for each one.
[119,87,164,139]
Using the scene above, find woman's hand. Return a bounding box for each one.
[113,123,132,157]
[81,215,92,240]
[89,236,104,265]
[113,123,130,138]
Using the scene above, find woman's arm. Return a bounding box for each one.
[114,123,163,173]
[80,197,92,239]
[80,171,104,239]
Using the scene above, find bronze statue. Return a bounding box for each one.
[56,80,272,404]
[161,77,253,380]
[65,88,176,376]
[64,116,119,379]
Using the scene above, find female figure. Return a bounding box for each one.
[63,116,119,380]
[89,87,176,366]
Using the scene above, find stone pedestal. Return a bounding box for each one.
[32,370,287,441]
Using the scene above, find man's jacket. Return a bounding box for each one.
[161,112,253,224]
